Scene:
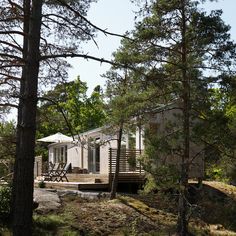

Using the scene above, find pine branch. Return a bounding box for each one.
[0,53,23,61]
[0,103,18,108]
[56,0,133,41]
[0,30,25,36]
[40,53,135,71]
[43,13,99,48]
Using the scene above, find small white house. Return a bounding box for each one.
[46,127,144,175]
[41,107,204,179]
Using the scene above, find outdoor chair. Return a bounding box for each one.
[42,162,56,181]
[54,163,71,182]
[48,161,55,171]
[42,162,64,181]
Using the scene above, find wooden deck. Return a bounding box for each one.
[35,173,109,190]
[34,180,109,191]
[67,173,109,183]
[109,173,145,184]
[35,148,146,191]
[35,172,145,191]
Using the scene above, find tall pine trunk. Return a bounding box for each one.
[12,1,43,235]
[110,123,123,200]
[177,1,190,235]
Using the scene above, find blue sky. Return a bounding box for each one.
[67,0,137,94]
[6,0,235,121]
[68,0,236,94]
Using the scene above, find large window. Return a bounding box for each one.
[53,145,67,163]
[88,137,100,173]
[128,133,136,149]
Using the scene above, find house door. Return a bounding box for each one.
[88,145,100,173]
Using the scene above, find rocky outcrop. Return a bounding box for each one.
[33,189,61,214]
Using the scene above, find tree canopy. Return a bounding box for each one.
[37,77,106,138]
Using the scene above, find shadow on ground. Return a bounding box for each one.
[189,183,236,232]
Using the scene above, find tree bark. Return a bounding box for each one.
[177,1,190,235]
[110,123,123,200]
[12,1,43,235]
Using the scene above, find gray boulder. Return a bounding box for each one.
[34,188,61,214]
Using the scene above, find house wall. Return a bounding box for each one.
[67,144,80,169]
[100,139,118,174]
[147,109,204,178]
[135,127,145,150]
[82,145,88,170]
[82,130,118,174]
[48,147,53,163]
[100,144,109,174]
[47,127,132,175]
[50,129,119,174]
[48,142,71,164]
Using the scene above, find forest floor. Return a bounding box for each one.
[1,181,236,235]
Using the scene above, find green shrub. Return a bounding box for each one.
[206,161,236,185]
[209,166,224,180]
[0,186,11,216]
[38,180,45,188]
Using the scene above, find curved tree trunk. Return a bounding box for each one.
[110,123,123,200]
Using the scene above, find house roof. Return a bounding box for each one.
[74,127,103,138]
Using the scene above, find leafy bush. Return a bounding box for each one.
[205,156,235,183]
[0,186,11,216]
[206,165,225,180]
[38,180,45,188]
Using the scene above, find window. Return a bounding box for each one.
[53,145,67,163]
[128,133,136,149]
[95,144,100,172]
[88,137,100,173]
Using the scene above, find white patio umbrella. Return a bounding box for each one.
[37,132,73,143]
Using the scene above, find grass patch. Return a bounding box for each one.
[33,213,81,236]
[118,195,177,234]
[34,214,65,230]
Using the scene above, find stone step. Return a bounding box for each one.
[34,181,109,191]
[67,174,109,183]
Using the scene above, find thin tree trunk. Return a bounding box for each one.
[110,123,123,200]
[177,1,190,235]
[12,1,43,235]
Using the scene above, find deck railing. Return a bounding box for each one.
[109,148,144,174]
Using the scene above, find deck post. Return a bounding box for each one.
[139,149,142,174]
[109,148,112,188]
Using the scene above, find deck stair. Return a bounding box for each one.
[67,174,109,183]
[35,173,109,191]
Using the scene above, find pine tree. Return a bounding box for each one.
[0,0,113,234]
[108,0,236,234]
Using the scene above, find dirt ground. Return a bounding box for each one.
[32,181,236,236]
